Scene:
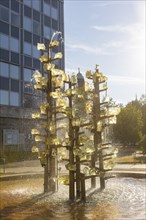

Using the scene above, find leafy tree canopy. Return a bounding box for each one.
[113,96,144,146]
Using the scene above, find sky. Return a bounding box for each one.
[64,0,145,105]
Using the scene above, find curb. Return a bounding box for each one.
[0,171,146,181]
[110,171,146,179]
[0,173,44,181]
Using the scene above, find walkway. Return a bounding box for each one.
[0,160,146,180]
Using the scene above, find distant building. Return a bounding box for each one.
[77,68,84,87]
[0,0,64,153]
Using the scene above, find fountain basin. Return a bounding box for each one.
[0,177,145,220]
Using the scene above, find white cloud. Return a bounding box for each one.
[92,22,144,35]
[91,1,122,8]
[92,22,145,54]
[65,42,111,55]
[93,24,127,32]
[66,21,145,56]
[108,74,145,85]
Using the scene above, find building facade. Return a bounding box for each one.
[0,0,64,153]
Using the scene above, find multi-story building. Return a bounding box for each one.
[0,0,64,153]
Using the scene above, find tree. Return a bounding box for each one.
[139,95,146,135]
[138,134,146,155]
[113,104,143,146]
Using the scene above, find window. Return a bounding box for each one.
[44,0,50,4]
[51,8,58,20]
[0,0,9,8]
[23,68,32,81]
[10,37,19,52]
[0,21,9,35]
[43,2,51,16]
[0,62,9,77]
[32,0,40,11]
[33,20,40,35]
[3,129,19,145]
[0,34,9,50]
[23,16,32,32]
[23,0,31,7]
[11,12,20,27]
[44,15,51,27]
[52,0,57,8]
[32,45,40,58]
[24,42,32,55]
[24,5,32,18]
[44,26,51,38]
[24,82,33,94]
[24,56,32,68]
[33,9,40,22]
[24,31,32,43]
[11,52,19,64]
[0,90,9,105]
[52,18,58,30]
[43,38,50,48]
[33,58,40,69]
[10,91,19,106]
[10,65,19,79]
[51,28,56,37]
[0,49,9,61]
[11,79,19,92]
[11,26,19,39]
[11,0,19,13]
[33,35,40,46]
[0,6,9,22]
[0,76,9,90]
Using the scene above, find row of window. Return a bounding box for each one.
[24,4,58,21]
[0,2,58,23]
[0,34,19,53]
[0,21,57,41]
[0,22,41,44]
[0,14,58,39]
[0,49,19,65]
[0,48,41,69]
[23,16,58,34]
[23,16,40,35]
[0,21,19,38]
[0,0,19,13]
[0,0,57,12]
[0,33,41,59]
[0,76,19,92]
[0,62,19,79]
[0,90,19,106]
[0,6,20,27]
[24,0,58,10]
[0,62,38,83]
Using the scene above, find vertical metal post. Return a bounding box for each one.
[44,46,56,193]
[91,70,99,188]
[99,151,105,190]
[75,127,80,200]
[94,65,105,190]
[69,80,75,201]
[81,173,86,202]
[44,47,51,193]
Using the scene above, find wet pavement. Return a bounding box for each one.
[0,160,146,220]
